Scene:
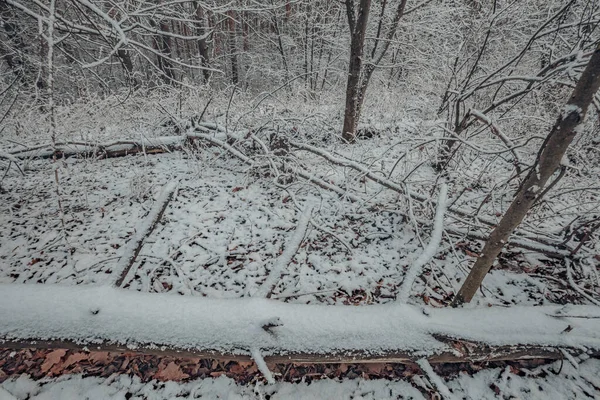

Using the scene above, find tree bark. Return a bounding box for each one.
[452,43,600,306]
[228,10,239,86]
[2,339,593,365]
[342,0,408,143]
[342,0,371,143]
[194,2,211,83]
[149,17,175,85]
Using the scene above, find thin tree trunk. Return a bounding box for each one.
[159,20,175,84]
[272,10,290,87]
[228,10,239,86]
[452,43,600,306]
[149,17,175,85]
[117,49,138,88]
[342,0,371,143]
[194,2,211,82]
[342,0,407,142]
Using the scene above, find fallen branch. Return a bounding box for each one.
[289,140,571,254]
[469,109,522,175]
[114,182,178,287]
[251,348,275,384]
[417,358,454,399]
[253,205,313,298]
[398,184,447,303]
[9,137,183,160]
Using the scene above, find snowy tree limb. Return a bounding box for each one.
[253,205,313,298]
[114,182,178,287]
[398,184,447,303]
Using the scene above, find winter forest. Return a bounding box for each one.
[1,0,600,398]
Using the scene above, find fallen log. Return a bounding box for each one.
[0,339,586,365]
[1,284,599,365]
[9,137,184,160]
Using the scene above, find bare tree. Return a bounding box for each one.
[452,43,600,306]
[342,0,408,143]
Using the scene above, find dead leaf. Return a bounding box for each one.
[365,363,386,374]
[89,352,111,364]
[40,349,66,373]
[464,249,479,258]
[63,352,88,368]
[229,364,245,374]
[155,361,189,381]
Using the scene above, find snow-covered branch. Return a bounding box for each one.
[398,184,447,304]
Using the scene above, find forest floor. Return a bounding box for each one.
[1,119,599,399]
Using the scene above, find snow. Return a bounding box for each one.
[2,358,600,399]
[561,104,583,120]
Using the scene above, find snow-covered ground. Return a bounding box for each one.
[1,113,599,398]
[2,358,600,400]
[0,144,584,307]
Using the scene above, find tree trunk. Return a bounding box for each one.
[342,0,371,143]
[228,10,239,86]
[159,20,175,84]
[117,49,138,88]
[452,43,600,306]
[194,2,211,83]
[149,17,175,85]
[272,10,290,87]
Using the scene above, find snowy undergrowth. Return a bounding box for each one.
[1,86,598,307]
[1,125,597,307]
[2,358,599,400]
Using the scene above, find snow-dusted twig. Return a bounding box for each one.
[398,184,447,303]
[469,109,522,174]
[253,205,313,298]
[560,348,579,369]
[566,260,600,306]
[417,358,455,400]
[193,133,361,202]
[114,182,178,287]
[251,348,276,385]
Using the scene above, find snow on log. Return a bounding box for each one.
[398,184,447,303]
[1,284,600,364]
[114,182,178,287]
[9,137,184,160]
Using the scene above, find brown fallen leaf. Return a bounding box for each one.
[364,363,386,374]
[63,352,88,368]
[89,351,111,364]
[155,362,189,381]
[40,349,67,374]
